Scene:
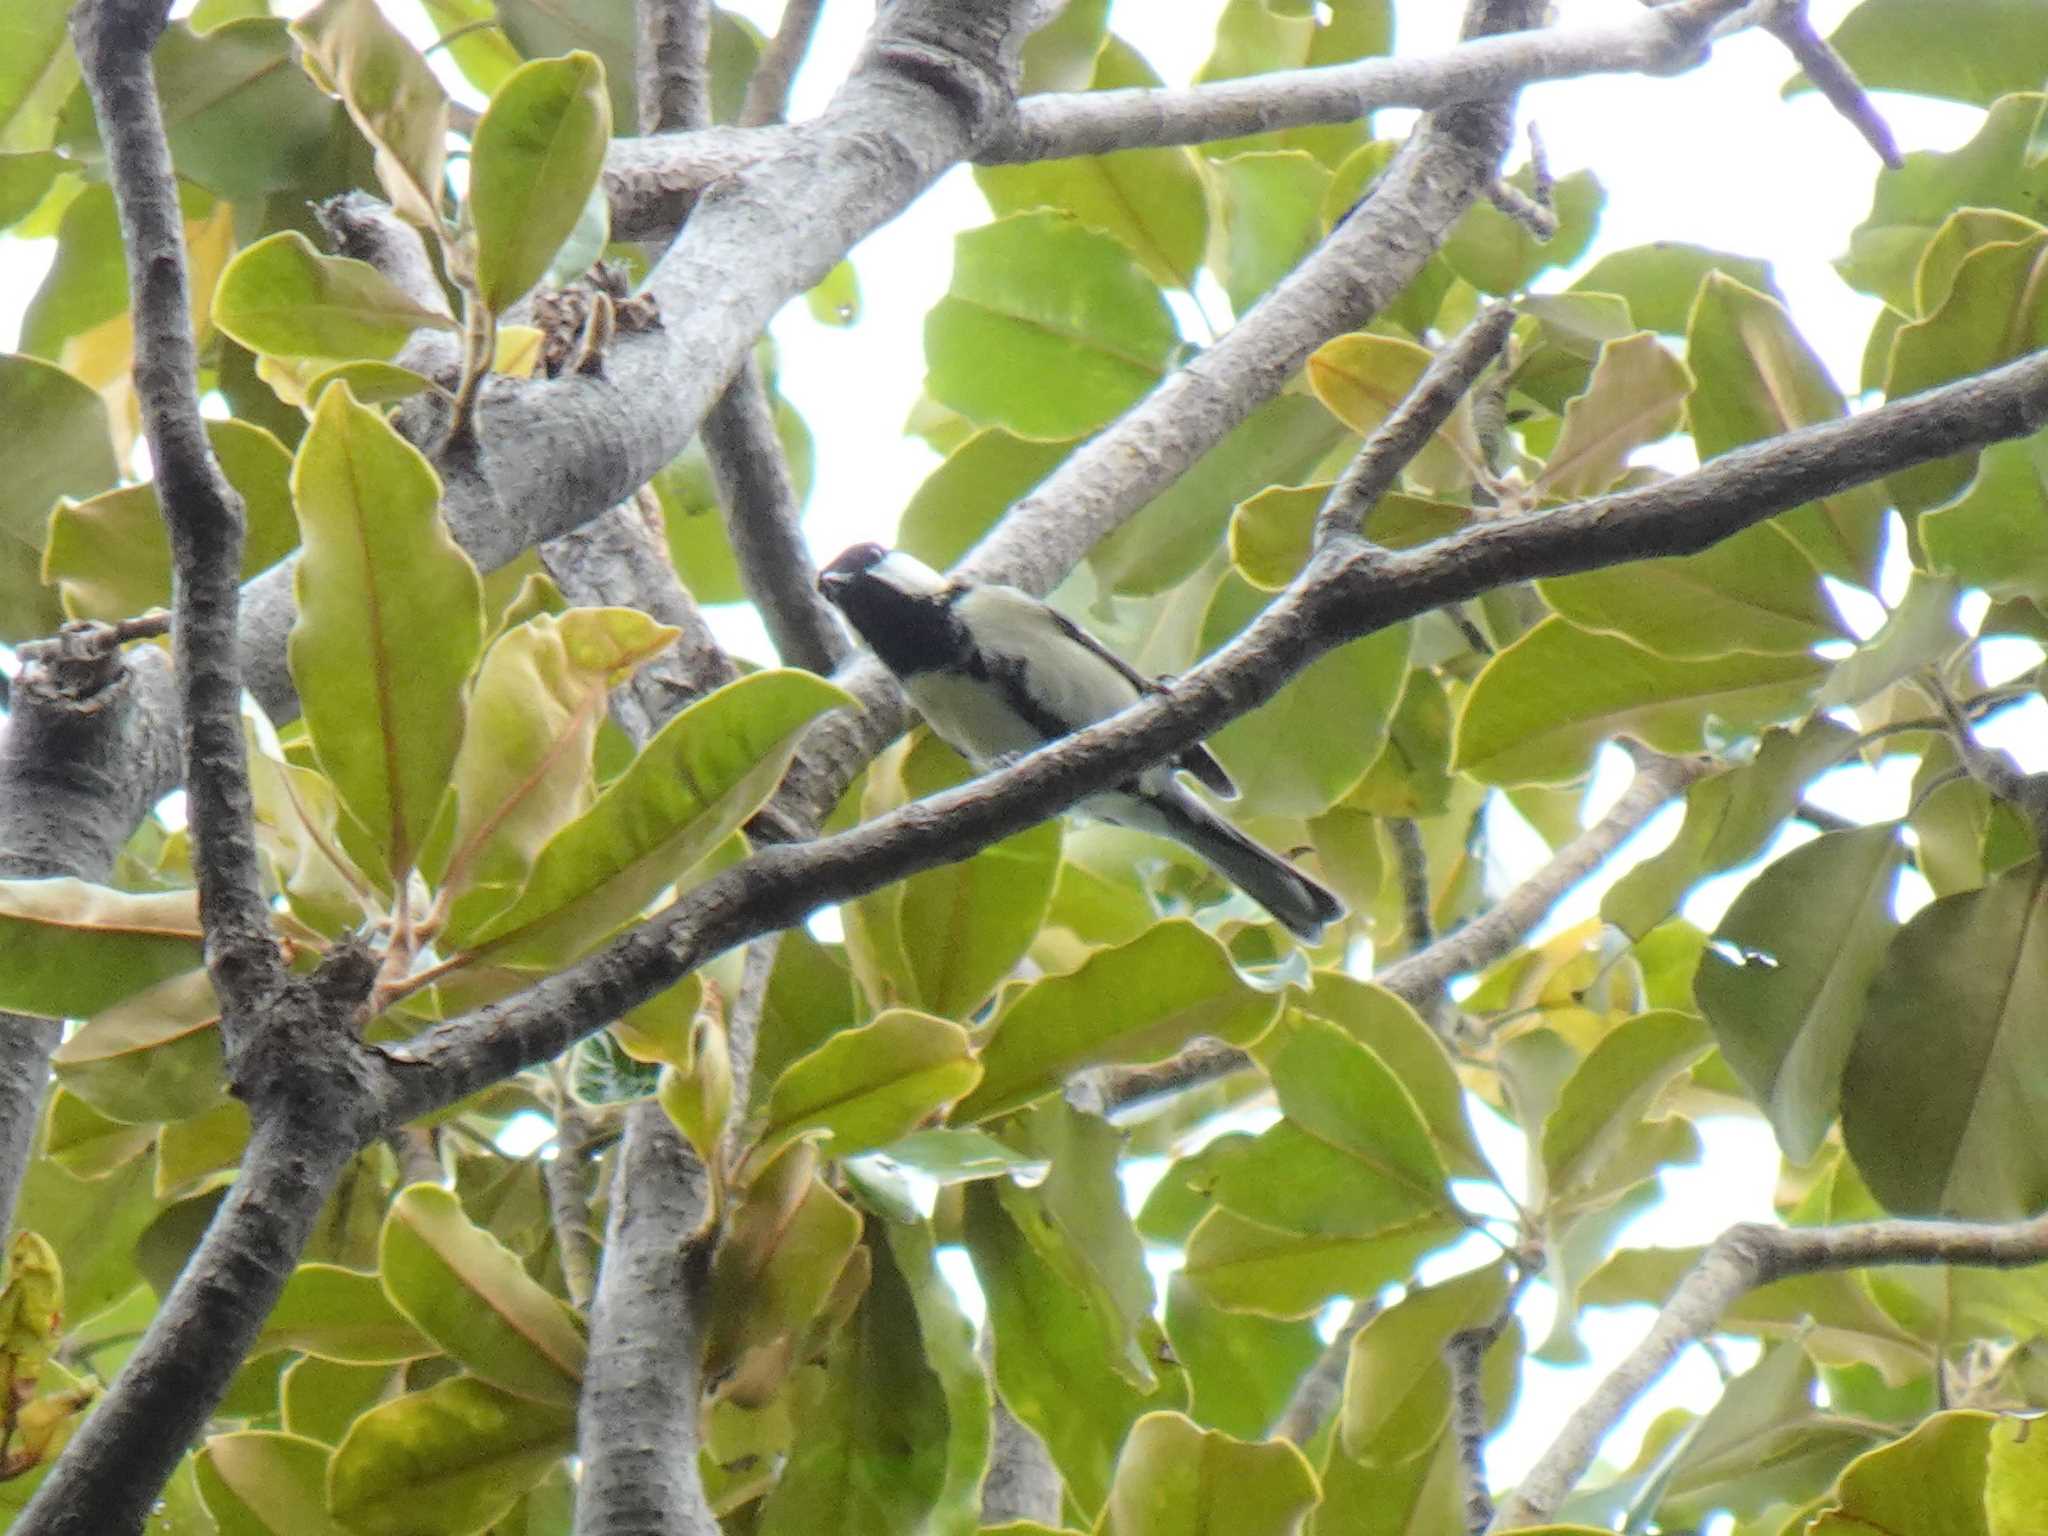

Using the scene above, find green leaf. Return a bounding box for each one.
[1341,1262,1510,1461]
[1841,860,2048,1218]
[754,1010,981,1170]
[327,1375,576,1536]
[978,40,1205,292]
[1197,571,1411,818]
[1688,274,1886,583]
[44,1090,155,1179]
[1090,391,1345,595]
[0,352,115,642]
[805,259,860,327]
[1207,150,1330,314]
[51,968,223,1125]
[1018,0,1107,91]
[851,732,1063,1019]
[289,384,485,884]
[1182,1205,1460,1319]
[883,1221,992,1535]
[151,19,344,200]
[1162,1274,1321,1440]
[1441,167,1602,295]
[925,211,1177,441]
[857,1128,1045,1187]
[1530,332,1690,501]
[291,0,449,227]
[1885,229,2048,513]
[258,1262,434,1363]
[1453,617,1825,786]
[466,669,852,966]
[1571,242,1777,335]
[0,882,204,1019]
[961,1182,1184,1516]
[1603,719,1856,938]
[470,52,612,313]
[197,1431,356,1536]
[1922,427,2048,608]
[1211,1017,1451,1240]
[1540,1011,1712,1209]
[379,1185,585,1404]
[1838,95,2048,312]
[755,1225,955,1536]
[282,1356,396,1445]
[897,429,1076,573]
[1100,1411,1317,1536]
[1294,973,1490,1178]
[428,607,679,943]
[1229,484,1467,592]
[1807,1411,1993,1536]
[0,2,74,154]
[1816,573,1964,710]
[1797,0,2048,108]
[1988,1413,2048,1536]
[705,1149,864,1392]
[953,921,1283,1122]
[1307,332,1483,496]
[212,232,455,362]
[46,417,303,623]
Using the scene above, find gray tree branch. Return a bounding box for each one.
[1492,1211,2048,1529]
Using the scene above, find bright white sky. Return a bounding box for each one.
[9,0,2045,1509]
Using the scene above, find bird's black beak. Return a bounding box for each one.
[817,542,886,605]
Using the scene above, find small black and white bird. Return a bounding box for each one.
[817,543,1345,943]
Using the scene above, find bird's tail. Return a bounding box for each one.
[1147,789,1345,943]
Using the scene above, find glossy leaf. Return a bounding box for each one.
[1807,1411,1993,1536]
[257,1263,433,1364]
[1803,0,2048,108]
[51,968,223,1125]
[1207,150,1330,314]
[327,1374,576,1536]
[955,921,1283,1122]
[0,2,74,155]
[1341,1262,1510,1461]
[1689,274,1886,583]
[0,352,116,642]
[1197,571,1411,817]
[0,882,204,1020]
[379,1185,585,1404]
[896,429,1074,573]
[1307,332,1482,495]
[290,384,484,884]
[961,1182,1184,1515]
[1842,860,2048,1218]
[429,607,679,944]
[196,1431,355,1536]
[754,1010,980,1171]
[1530,332,1690,501]
[1161,1275,1321,1440]
[470,53,612,312]
[1921,428,2048,607]
[291,0,448,227]
[1100,1411,1317,1536]
[466,669,851,965]
[1442,167,1603,295]
[213,232,453,362]
[150,19,343,199]
[925,211,1176,441]
[1454,617,1825,786]
[1182,1205,1461,1319]
[1541,1011,1712,1209]
[977,40,1204,292]
[1571,241,1777,335]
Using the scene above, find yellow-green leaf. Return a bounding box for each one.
[51,968,223,1125]
[469,52,611,313]
[291,0,448,227]
[212,232,454,362]
[378,1184,585,1404]
[197,1431,356,1536]
[954,922,1283,1123]
[0,882,203,1019]
[289,383,484,884]
[1099,1411,1318,1536]
[754,1009,980,1171]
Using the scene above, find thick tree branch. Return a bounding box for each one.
[1492,1212,2048,1529]
[638,0,713,135]
[373,334,2048,1130]
[574,1102,721,1536]
[73,0,279,1012]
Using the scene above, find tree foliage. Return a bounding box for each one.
[0,0,2046,1533]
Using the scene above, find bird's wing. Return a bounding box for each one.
[1039,604,1237,799]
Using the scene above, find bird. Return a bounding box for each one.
[817,543,1345,943]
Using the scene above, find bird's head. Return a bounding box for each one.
[818,543,950,605]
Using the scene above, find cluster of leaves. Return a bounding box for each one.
[0,0,2047,1532]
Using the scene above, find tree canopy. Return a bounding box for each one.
[1,1,2047,1534]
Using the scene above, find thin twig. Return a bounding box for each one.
[1269,1297,1379,1446]
[1492,1212,2048,1528]
[740,0,826,127]
[1314,305,1517,549]
[1764,1,1902,169]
